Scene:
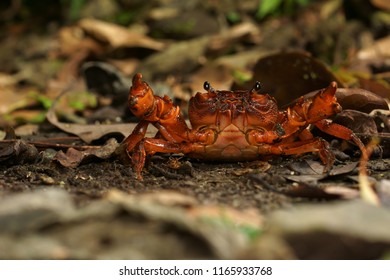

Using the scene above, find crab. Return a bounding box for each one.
[123,73,367,179]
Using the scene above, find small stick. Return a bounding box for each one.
[358,137,380,206]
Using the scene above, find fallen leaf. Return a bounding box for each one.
[334,88,389,113]
[135,36,210,78]
[358,35,390,60]
[53,138,119,168]
[0,140,38,164]
[78,18,165,51]
[283,86,389,113]
[371,0,390,11]
[207,22,260,55]
[242,51,343,106]
[46,96,157,143]
[282,183,342,200]
[333,110,378,135]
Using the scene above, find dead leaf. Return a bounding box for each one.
[207,22,261,54]
[0,140,38,164]
[334,88,389,113]
[286,160,358,184]
[372,109,390,132]
[357,76,390,99]
[53,138,119,168]
[283,174,326,185]
[0,86,37,115]
[135,36,210,78]
[46,95,157,143]
[333,110,378,134]
[358,35,390,60]
[189,63,234,94]
[371,0,390,11]
[282,183,343,200]
[329,162,359,176]
[78,18,165,51]
[241,51,343,106]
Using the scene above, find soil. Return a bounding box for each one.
[1,152,388,211]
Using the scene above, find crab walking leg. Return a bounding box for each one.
[130,138,196,180]
[314,119,367,156]
[258,137,335,172]
[123,120,150,152]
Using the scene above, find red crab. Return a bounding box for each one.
[123,73,366,179]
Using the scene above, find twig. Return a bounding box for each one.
[0,139,101,151]
[358,137,380,206]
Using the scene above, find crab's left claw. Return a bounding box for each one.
[128,73,156,118]
[306,82,342,122]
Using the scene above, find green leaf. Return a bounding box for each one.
[256,0,283,19]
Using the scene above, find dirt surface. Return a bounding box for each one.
[0,152,388,210]
[1,149,390,260]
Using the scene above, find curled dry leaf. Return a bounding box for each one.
[53,138,119,168]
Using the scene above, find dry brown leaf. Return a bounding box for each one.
[207,22,260,54]
[53,138,119,168]
[0,87,37,115]
[189,63,234,94]
[333,110,378,134]
[334,88,389,113]
[371,0,390,12]
[78,18,165,51]
[0,140,38,164]
[358,35,390,60]
[244,51,343,106]
[46,98,157,143]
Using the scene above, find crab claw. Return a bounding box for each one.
[130,73,148,97]
[128,73,156,118]
[306,81,342,122]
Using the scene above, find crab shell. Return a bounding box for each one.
[187,83,280,160]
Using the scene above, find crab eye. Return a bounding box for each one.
[203,81,211,91]
[252,81,261,92]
